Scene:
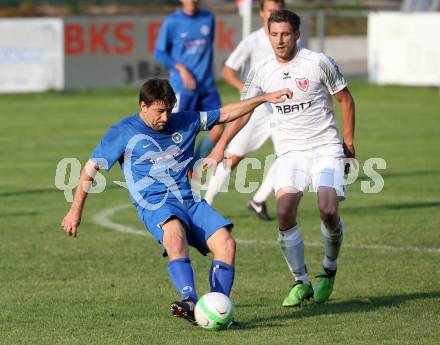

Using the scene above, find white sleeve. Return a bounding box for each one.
[318,54,348,95]
[240,67,263,100]
[225,39,251,71]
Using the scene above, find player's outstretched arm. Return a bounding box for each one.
[334,87,356,158]
[61,160,100,238]
[218,88,292,124]
[204,89,292,169]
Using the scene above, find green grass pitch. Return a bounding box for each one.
[1,81,439,345]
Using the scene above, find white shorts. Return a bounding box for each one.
[227,104,272,157]
[274,146,346,199]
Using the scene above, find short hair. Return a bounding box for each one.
[259,0,285,11]
[268,9,301,33]
[139,78,177,109]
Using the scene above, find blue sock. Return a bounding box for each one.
[209,260,235,297]
[167,258,198,302]
[193,136,216,167]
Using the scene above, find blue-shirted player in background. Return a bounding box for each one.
[154,0,223,169]
[61,78,292,325]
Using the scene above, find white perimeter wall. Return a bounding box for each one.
[0,19,64,92]
[368,12,440,86]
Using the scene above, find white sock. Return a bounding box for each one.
[295,274,310,284]
[278,225,309,283]
[321,217,344,271]
[204,164,231,205]
[253,162,276,203]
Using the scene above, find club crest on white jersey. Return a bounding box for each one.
[241,48,348,155]
[295,78,309,92]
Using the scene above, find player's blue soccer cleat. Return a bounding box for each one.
[282,280,313,307]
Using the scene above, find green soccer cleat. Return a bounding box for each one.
[282,280,313,307]
[313,266,337,304]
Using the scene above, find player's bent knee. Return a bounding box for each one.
[208,228,236,263]
[219,237,236,264]
[277,206,297,224]
[224,235,236,256]
[319,205,338,223]
[166,235,187,256]
[276,188,302,224]
[217,232,236,255]
[161,219,188,257]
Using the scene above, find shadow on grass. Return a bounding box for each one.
[0,211,38,218]
[0,184,123,198]
[359,170,440,180]
[341,200,440,214]
[380,201,440,210]
[0,187,57,197]
[234,291,440,330]
[226,199,440,220]
[223,211,277,222]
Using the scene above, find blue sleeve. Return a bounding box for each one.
[154,18,176,69]
[90,126,126,171]
[199,109,221,131]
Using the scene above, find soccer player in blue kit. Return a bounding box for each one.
[155,0,222,167]
[61,78,292,325]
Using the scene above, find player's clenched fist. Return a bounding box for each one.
[265,88,293,103]
[61,209,81,238]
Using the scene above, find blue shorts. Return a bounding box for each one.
[174,90,221,112]
[138,198,233,255]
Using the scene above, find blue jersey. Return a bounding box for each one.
[90,110,220,209]
[155,9,216,94]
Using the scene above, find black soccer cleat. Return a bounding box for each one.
[248,199,273,221]
[169,297,197,325]
[227,319,240,329]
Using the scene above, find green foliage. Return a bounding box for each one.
[1,81,439,344]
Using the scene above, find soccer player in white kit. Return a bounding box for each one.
[204,0,284,221]
[207,9,356,307]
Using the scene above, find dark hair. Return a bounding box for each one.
[259,0,285,11]
[139,78,176,109]
[268,9,301,33]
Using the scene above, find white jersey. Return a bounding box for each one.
[225,28,274,76]
[242,48,347,156]
[226,28,274,112]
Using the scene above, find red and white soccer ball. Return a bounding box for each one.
[194,292,234,330]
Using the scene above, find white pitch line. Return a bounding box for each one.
[93,204,440,254]
[94,204,145,236]
[350,193,440,203]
